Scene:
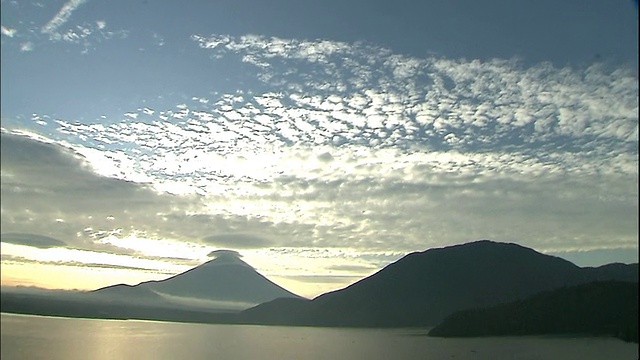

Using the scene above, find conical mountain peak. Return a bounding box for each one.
[91,248,302,311]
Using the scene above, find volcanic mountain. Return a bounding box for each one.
[93,250,302,311]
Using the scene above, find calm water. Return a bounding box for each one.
[1,313,637,360]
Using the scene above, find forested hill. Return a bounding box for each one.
[428,281,638,343]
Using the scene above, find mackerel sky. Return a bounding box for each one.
[1,0,638,297]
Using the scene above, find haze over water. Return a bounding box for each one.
[1,313,637,360]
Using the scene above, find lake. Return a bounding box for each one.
[1,313,637,360]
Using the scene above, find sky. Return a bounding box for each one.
[1,0,638,299]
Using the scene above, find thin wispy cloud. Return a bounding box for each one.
[41,0,88,35]
[1,4,125,58]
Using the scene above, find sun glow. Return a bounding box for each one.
[1,261,168,291]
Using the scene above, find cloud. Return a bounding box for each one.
[0,285,88,296]
[546,248,639,267]
[0,0,126,52]
[2,32,637,283]
[281,274,367,284]
[20,42,34,52]
[203,234,272,249]
[326,264,378,273]
[0,131,202,250]
[0,253,170,273]
[1,233,66,249]
[190,34,637,152]
[41,0,88,35]
[1,26,17,37]
[207,249,242,259]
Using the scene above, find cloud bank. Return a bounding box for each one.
[1,31,637,292]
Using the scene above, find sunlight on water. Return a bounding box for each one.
[1,313,637,360]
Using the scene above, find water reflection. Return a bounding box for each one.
[2,314,637,360]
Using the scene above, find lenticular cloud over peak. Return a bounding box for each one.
[207,249,243,260]
[205,250,251,268]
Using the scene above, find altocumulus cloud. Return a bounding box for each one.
[2,33,637,272]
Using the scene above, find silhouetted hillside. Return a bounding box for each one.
[429,281,638,343]
[241,240,638,327]
[90,283,164,300]
[581,263,639,282]
[2,240,637,333]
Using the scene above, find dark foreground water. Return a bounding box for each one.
[1,313,637,360]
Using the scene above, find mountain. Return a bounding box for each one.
[2,240,636,331]
[93,250,302,311]
[581,262,639,282]
[428,281,638,343]
[240,240,638,327]
[1,250,303,321]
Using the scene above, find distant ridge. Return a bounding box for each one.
[240,240,638,327]
[90,283,163,300]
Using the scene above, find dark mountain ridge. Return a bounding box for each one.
[240,240,638,327]
[2,240,636,336]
